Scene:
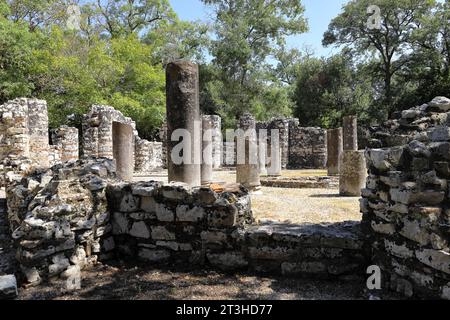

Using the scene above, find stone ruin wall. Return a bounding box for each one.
[82,105,164,175]
[288,126,327,169]
[82,105,137,160]
[134,138,164,175]
[0,98,74,187]
[362,96,450,299]
[5,157,366,287]
[49,126,79,166]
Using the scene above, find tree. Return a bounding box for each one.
[323,0,436,114]
[293,54,373,128]
[7,0,68,31]
[94,0,176,38]
[396,0,450,107]
[201,0,307,126]
[0,8,41,102]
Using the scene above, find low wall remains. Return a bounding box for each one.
[5,158,366,287]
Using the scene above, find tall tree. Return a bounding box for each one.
[293,53,373,128]
[323,0,436,114]
[201,0,307,126]
[94,0,175,38]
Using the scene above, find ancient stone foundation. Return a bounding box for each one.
[362,96,450,299]
[5,158,366,288]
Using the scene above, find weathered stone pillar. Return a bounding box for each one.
[236,113,261,191]
[201,115,213,185]
[28,99,50,168]
[159,121,168,169]
[209,115,222,169]
[343,116,358,151]
[166,61,201,186]
[112,122,134,181]
[339,150,367,196]
[267,129,282,176]
[327,128,343,175]
[258,139,268,176]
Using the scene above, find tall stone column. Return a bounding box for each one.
[209,115,222,169]
[339,150,367,196]
[327,128,343,176]
[112,122,134,181]
[166,61,201,186]
[201,115,213,185]
[258,139,268,176]
[267,130,282,176]
[236,113,261,191]
[343,116,358,151]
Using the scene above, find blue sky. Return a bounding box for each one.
[169,0,349,57]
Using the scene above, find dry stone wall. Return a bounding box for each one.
[6,158,117,286]
[0,98,51,188]
[49,126,79,166]
[108,182,253,265]
[82,105,137,159]
[362,96,450,299]
[134,138,164,175]
[5,156,367,286]
[288,127,327,169]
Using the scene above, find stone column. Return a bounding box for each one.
[267,129,283,176]
[166,61,201,186]
[209,115,222,169]
[201,115,213,185]
[343,116,358,151]
[339,150,367,196]
[327,128,343,176]
[112,122,134,181]
[258,139,268,176]
[236,113,261,191]
[270,118,290,169]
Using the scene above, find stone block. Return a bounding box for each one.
[176,205,205,222]
[0,275,18,299]
[206,252,248,271]
[129,221,150,239]
[138,248,171,262]
[151,226,176,241]
[415,249,450,274]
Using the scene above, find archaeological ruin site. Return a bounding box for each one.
[0,60,450,301]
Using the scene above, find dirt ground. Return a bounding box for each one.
[136,170,362,224]
[18,262,370,300]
